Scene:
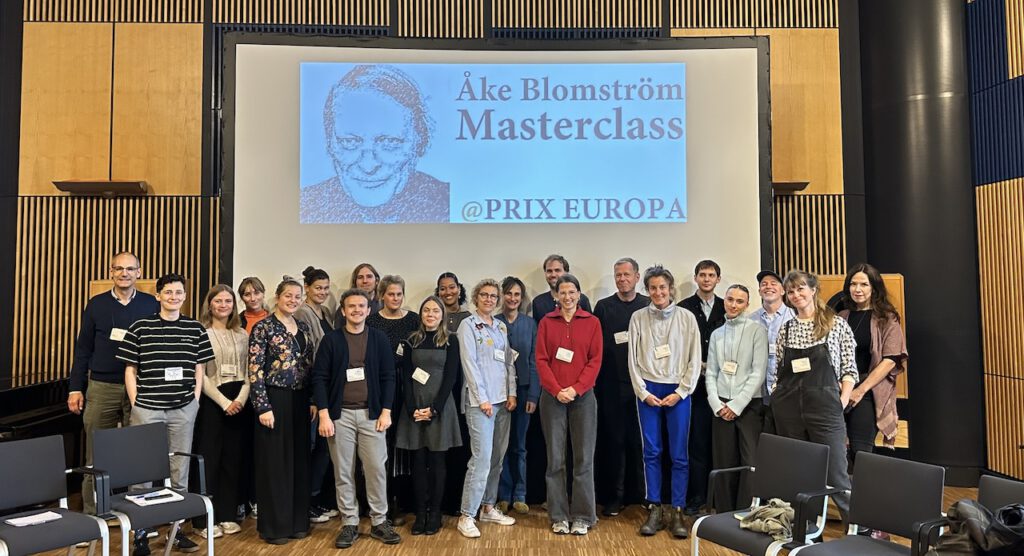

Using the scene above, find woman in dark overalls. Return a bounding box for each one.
[395,296,462,535]
[771,270,857,521]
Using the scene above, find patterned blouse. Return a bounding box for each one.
[247,314,313,414]
[775,317,858,389]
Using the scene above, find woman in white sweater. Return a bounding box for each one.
[627,265,702,540]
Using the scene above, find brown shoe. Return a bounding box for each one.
[669,507,689,539]
[639,504,664,536]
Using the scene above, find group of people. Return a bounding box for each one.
[69,252,907,553]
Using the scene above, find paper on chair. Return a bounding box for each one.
[5,511,62,527]
[126,488,184,506]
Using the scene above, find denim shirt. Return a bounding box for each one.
[457,313,517,410]
[749,304,795,400]
[495,312,541,404]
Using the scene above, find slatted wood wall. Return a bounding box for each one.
[492,0,661,29]
[772,194,847,276]
[976,179,1024,479]
[398,0,483,38]
[24,0,204,22]
[1007,0,1024,79]
[212,0,388,25]
[11,197,219,387]
[670,0,837,28]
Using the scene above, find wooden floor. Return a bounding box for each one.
[51,487,974,556]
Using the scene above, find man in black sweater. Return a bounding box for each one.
[676,260,726,515]
[313,289,401,549]
[67,251,159,515]
[592,257,649,517]
[531,254,592,322]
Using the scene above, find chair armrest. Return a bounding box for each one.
[912,516,948,556]
[784,487,847,550]
[69,467,111,515]
[170,452,206,495]
[707,466,754,513]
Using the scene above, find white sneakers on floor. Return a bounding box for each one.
[457,516,481,538]
[570,520,590,535]
[198,525,223,539]
[552,521,570,534]
[219,522,242,535]
[479,507,516,526]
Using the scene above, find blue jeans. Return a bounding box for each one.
[461,404,510,517]
[638,381,691,508]
[498,385,531,503]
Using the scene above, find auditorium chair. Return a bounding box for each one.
[92,423,214,556]
[0,435,110,556]
[914,474,1024,555]
[691,433,831,556]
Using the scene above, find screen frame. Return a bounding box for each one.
[219,33,773,286]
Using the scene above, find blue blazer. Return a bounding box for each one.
[311,326,396,420]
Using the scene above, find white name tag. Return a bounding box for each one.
[654,344,672,359]
[555,347,574,363]
[164,367,184,381]
[769,344,777,356]
[510,348,519,363]
[346,367,365,382]
[219,363,238,377]
[412,367,430,385]
[494,349,506,363]
[110,328,127,342]
[396,343,404,357]
[792,358,812,373]
[614,331,629,345]
[722,361,738,375]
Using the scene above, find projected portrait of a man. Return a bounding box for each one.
[301,65,449,223]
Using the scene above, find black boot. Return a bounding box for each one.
[639,504,664,536]
[425,509,442,535]
[411,511,427,535]
[669,507,689,539]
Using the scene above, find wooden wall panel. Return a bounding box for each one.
[670,0,836,28]
[758,29,843,194]
[24,0,204,22]
[110,24,203,195]
[398,0,483,38]
[493,0,661,29]
[985,375,1024,479]
[977,179,1024,381]
[212,0,388,25]
[11,197,219,388]
[1008,0,1024,79]
[756,0,836,28]
[772,194,846,276]
[19,23,112,195]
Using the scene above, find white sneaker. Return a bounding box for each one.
[219,522,242,535]
[457,516,481,538]
[198,525,223,539]
[571,520,590,535]
[551,521,570,534]
[479,506,515,525]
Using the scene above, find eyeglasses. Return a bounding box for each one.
[111,266,139,273]
[478,293,499,300]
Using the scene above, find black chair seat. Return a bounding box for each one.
[110,492,208,530]
[695,511,785,554]
[797,536,910,555]
[0,508,103,556]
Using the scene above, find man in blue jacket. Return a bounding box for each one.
[313,289,400,549]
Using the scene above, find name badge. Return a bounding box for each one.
[614,331,629,345]
[164,367,184,381]
[346,367,365,382]
[110,328,127,342]
[219,364,238,377]
[722,361,738,375]
[792,358,812,373]
[494,349,506,363]
[768,344,777,356]
[396,343,404,357]
[555,347,574,363]
[510,348,519,363]
[412,367,430,385]
[654,344,672,359]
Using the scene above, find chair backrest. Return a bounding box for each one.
[0,435,68,512]
[751,434,830,503]
[979,475,1024,512]
[92,422,171,490]
[848,452,945,538]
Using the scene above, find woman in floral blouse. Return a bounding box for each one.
[248,277,315,545]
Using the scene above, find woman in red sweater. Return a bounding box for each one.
[536,274,603,536]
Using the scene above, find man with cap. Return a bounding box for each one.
[747,270,795,434]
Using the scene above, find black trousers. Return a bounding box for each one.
[195,382,251,523]
[597,385,645,505]
[844,390,876,471]
[687,375,713,508]
[254,387,310,540]
[710,401,763,511]
[412,449,447,513]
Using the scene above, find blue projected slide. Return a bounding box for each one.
[299,62,686,224]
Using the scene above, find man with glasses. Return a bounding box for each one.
[68,251,159,515]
